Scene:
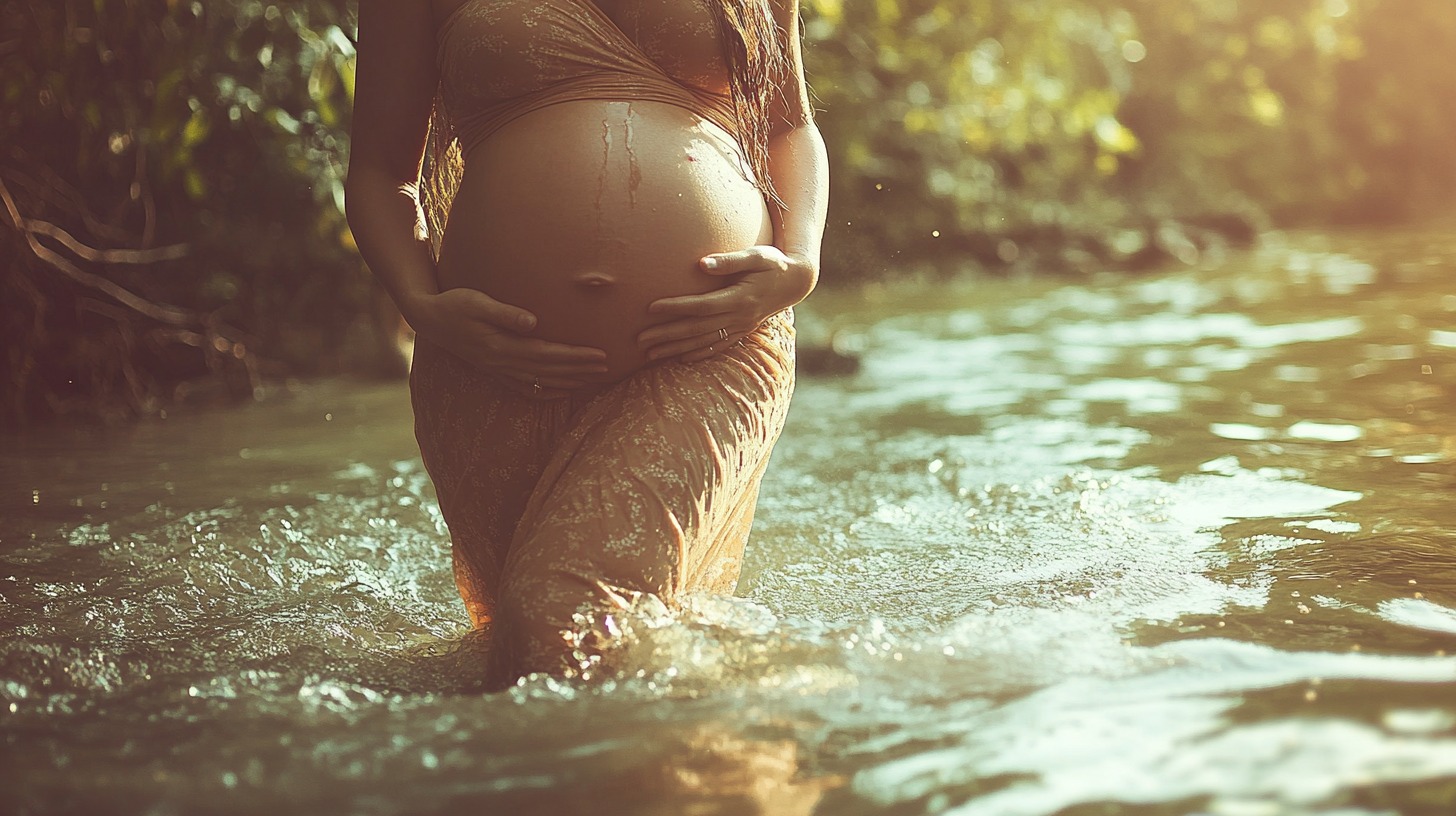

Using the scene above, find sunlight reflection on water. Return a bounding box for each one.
[4,225,1456,814]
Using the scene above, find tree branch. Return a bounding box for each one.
[19,216,188,264]
[0,177,193,326]
[3,148,144,246]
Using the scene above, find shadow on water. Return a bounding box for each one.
[5,223,1456,814]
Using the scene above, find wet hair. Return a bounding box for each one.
[420,0,791,251]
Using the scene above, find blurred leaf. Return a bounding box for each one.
[181,109,209,147]
[3,0,1454,425]
[268,107,301,135]
[184,168,206,199]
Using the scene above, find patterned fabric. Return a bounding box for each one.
[411,311,795,687]
[437,0,740,155]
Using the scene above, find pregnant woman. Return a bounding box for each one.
[346,0,828,688]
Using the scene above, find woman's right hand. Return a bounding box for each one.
[406,288,609,395]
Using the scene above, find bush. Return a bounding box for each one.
[801,0,1456,274]
[3,0,1453,424]
[1,0,375,426]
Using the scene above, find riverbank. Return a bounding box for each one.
[0,200,1399,432]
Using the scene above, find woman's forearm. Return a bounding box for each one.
[345,169,440,328]
[767,120,830,301]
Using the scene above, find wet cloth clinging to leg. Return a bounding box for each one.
[410,311,795,686]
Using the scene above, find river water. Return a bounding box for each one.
[4,225,1456,815]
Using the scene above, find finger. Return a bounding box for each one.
[495,368,596,392]
[488,334,610,365]
[638,316,738,348]
[450,287,539,332]
[461,353,599,381]
[511,380,584,399]
[530,374,596,391]
[513,360,613,377]
[646,288,741,317]
[676,346,719,364]
[456,345,605,378]
[701,246,787,275]
[479,350,608,377]
[646,329,744,361]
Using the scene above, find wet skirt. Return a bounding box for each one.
[410,310,795,687]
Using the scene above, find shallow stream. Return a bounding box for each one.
[4,225,1456,815]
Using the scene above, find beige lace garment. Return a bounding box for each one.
[418,0,795,687]
[412,314,794,687]
[437,0,741,155]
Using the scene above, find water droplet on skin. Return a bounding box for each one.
[625,103,641,206]
[596,118,612,218]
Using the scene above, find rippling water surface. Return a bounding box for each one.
[4,226,1456,815]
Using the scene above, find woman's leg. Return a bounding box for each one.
[485,312,796,686]
[409,337,593,627]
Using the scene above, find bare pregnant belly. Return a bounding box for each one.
[435,101,774,382]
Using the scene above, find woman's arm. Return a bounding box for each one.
[763,0,830,294]
[638,0,829,362]
[346,0,606,392]
[345,1,440,329]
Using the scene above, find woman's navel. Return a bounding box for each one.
[572,270,618,289]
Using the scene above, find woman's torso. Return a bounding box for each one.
[431,0,774,382]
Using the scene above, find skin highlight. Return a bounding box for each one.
[345,0,827,392]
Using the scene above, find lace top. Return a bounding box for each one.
[437,0,742,155]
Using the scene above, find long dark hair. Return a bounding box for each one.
[420,0,791,250]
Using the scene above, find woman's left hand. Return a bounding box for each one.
[638,246,817,363]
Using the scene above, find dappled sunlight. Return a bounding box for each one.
[4,0,1456,813]
[7,225,1456,812]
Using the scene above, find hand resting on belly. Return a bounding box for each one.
[434,100,774,384]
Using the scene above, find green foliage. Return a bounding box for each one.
[1,0,374,425]
[1112,0,1358,221]
[1328,0,1456,221]
[3,0,1454,423]
[803,0,1144,267]
[1118,0,1456,224]
[802,0,1456,272]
